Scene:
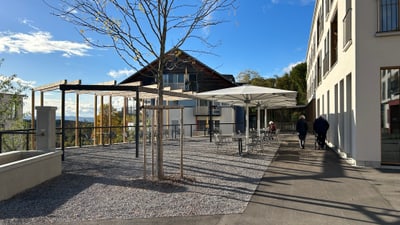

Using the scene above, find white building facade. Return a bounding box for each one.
[306,0,400,167]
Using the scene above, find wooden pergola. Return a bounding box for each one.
[31,80,195,160]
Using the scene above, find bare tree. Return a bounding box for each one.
[47,0,236,179]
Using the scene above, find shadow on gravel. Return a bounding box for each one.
[0,173,187,220]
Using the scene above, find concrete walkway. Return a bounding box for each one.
[216,134,400,225]
[69,134,400,225]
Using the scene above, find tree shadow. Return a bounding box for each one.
[251,146,400,224]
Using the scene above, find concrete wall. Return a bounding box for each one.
[0,150,62,201]
[354,1,400,166]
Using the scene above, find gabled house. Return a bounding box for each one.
[120,48,241,135]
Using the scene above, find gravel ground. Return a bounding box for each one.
[0,137,278,224]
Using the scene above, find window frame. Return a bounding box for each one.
[378,0,400,33]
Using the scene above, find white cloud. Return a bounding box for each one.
[283,61,302,74]
[19,18,40,31]
[107,68,135,78]
[0,31,91,57]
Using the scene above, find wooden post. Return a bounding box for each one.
[180,108,184,178]
[75,93,79,147]
[108,96,112,145]
[142,108,147,179]
[31,89,35,150]
[93,95,97,145]
[123,97,127,143]
[151,108,156,178]
[100,96,104,145]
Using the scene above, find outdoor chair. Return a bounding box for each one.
[213,133,224,150]
[213,133,233,151]
[269,129,280,145]
[247,133,264,152]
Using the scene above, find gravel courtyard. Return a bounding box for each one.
[0,137,278,224]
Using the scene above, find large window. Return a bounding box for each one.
[163,73,184,90]
[380,67,400,165]
[330,12,338,67]
[379,0,400,32]
[343,0,352,48]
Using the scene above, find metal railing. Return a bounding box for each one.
[0,129,35,153]
[0,121,297,152]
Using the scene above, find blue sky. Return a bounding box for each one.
[0,0,315,117]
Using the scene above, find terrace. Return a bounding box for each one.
[0,136,280,224]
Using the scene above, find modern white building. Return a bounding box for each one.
[306,0,400,167]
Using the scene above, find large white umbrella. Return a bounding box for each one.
[196,84,297,151]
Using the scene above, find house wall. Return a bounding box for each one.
[354,0,400,166]
[306,0,400,167]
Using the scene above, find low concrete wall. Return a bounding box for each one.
[0,150,62,201]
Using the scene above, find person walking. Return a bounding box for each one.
[296,115,308,149]
[313,115,330,149]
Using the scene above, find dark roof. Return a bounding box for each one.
[119,48,236,91]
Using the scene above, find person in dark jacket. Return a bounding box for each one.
[313,115,330,149]
[296,115,308,149]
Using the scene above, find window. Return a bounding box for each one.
[317,10,324,45]
[163,73,185,89]
[380,67,400,164]
[343,0,352,47]
[379,0,399,32]
[323,34,330,75]
[324,0,331,16]
[316,54,322,84]
[330,12,338,66]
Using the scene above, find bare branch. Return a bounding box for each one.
[46,0,236,180]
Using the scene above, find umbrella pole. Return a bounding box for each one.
[246,103,249,152]
[264,108,268,130]
[257,106,261,137]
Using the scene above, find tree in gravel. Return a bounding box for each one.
[0,59,31,151]
[48,0,236,180]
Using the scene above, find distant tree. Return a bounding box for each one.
[275,73,291,90]
[0,59,30,151]
[237,70,261,83]
[288,62,307,105]
[48,0,236,179]
[94,103,122,143]
[0,60,29,129]
[238,62,307,105]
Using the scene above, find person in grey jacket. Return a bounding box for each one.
[296,115,308,149]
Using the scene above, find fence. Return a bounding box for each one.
[0,121,297,152]
[0,129,35,153]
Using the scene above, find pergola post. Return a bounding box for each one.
[61,90,65,160]
[93,95,97,145]
[31,89,35,150]
[135,89,140,158]
[108,96,112,145]
[75,93,80,147]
